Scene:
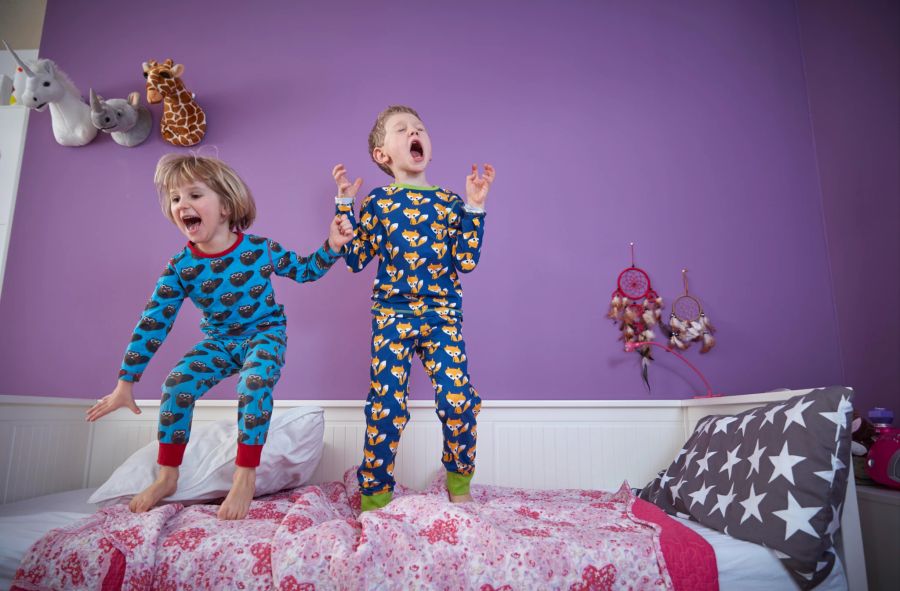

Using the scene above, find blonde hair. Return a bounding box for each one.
[368,105,422,177]
[154,153,256,232]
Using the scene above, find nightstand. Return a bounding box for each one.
[856,483,900,590]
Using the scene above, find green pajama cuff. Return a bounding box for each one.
[360,490,393,512]
[446,471,473,496]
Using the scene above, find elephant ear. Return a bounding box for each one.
[127,91,140,107]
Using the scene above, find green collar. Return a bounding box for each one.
[390,182,440,191]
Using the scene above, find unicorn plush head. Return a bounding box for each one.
[9,57,67,112]
[3,40,97,146]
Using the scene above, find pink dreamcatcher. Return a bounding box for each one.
[607,243,663,389]
[668,269,716,353]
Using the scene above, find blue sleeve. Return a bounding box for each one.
[337,193,379,273]
[267,238,340,283]
[119,261,186,382]
[450,198,486,274]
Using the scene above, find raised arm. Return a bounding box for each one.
[332,163,378,273]
[452,164,495,274]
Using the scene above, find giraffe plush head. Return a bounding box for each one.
[142,58,206,146]
[142,58,181,104]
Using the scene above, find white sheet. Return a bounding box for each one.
[0,488,98,591]
[674,516,848,591]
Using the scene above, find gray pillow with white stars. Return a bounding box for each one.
[639,386,853,590]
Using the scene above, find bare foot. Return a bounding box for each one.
[449,492,473,503]
[218,466,256,520]
[129,466,178,513]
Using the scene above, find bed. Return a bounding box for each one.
[0,388,867,590]
[0,480,850,590]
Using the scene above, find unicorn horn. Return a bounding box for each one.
[2,40,35,77]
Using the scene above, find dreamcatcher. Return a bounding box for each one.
[607,243,663,389]
[668,269,716,353]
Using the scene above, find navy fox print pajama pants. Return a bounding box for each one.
[358,314,481,496]
[157,329,286,467]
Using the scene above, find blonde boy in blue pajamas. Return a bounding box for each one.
[333,105,495,511]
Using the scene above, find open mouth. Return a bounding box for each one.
[410,140,424,162]
[182,215,202,232]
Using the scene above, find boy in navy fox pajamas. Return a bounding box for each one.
[333,105,496,511]
[87,154,353,520]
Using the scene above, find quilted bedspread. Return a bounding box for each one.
[12,471,716,590]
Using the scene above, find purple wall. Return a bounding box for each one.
[796,0,900,413]
[0,0,849,403]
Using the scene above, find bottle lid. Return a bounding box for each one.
[868,407,893,424]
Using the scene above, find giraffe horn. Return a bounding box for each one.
[3,40,35,77]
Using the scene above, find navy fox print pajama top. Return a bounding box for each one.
[119,233,339,467]
[337,184,486,498]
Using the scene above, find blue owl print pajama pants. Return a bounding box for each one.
[358,315,481,503]
[157,329,286,467]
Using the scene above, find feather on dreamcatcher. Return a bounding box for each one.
[607,243,663,390]
[668,269,716,353]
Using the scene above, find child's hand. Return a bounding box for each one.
[328,214,354,253]
[332,164,363,199]
[465,164,495,210]
[86,380,142,422]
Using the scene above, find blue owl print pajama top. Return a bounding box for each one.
[119,233,340,467]
[337,184,486,501]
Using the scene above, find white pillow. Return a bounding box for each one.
[89,406,324,506]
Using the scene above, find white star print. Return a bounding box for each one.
[669,478,686,502]
[768,442,806,485]
[698,417,715,434]
[738,483,767,524]
[688,482,715,509]
[713,416,738,435]
[660,471,675,488]
[773,492,822,540]
[782,398,814,432]
[708,484,736,518]
[813,451,846,486]
[719,444,743,479]
[762,404,786,428]
[819,393,853,440]
[738,411,757,435]
[696,450,718,476]
[746,441,767,476]
[825,502,842,539]
[685,450,699,468]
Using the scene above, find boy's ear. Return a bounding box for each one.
[372,147,391,166]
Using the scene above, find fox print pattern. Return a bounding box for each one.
[338,185,485,320]
[357,315,481,495]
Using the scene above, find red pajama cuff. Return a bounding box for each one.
[157,442,187,467]
[236,443,264,468]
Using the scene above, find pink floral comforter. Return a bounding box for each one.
[12,471,717,590]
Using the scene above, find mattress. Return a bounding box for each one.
[0,488,99,591]
[0,488,848,591]
[674,516,848,590]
